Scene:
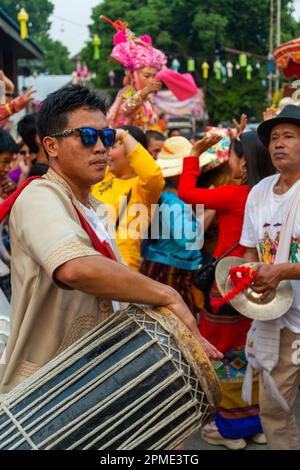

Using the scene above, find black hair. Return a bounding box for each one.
[37,84,108,144]
[18,140,26,150]
[17,113,39,154]
[0,129,18,154]
[168,128,181,138]
[120,125,147,149]
[145,130,166,146]
[231,131,275,188]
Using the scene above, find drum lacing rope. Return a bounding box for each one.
[0,315,134,439]
[73,373,183,450]
[0,398,38,450]
[0,310,211,450]
[1,332,156,449]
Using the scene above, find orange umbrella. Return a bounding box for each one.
[273,38,300,79]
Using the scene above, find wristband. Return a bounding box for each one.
[5,104,12,116]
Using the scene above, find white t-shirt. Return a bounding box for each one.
[240,174,300,333]
[79,202,121,313]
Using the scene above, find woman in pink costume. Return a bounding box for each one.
[101,16,167,132]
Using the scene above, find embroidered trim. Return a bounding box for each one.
[44,240,99,277]
[55,313,104,355]
[16,360,40,378]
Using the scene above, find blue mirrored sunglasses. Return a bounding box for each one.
[50,127,116,148]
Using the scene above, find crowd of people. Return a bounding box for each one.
[0,18,300,452]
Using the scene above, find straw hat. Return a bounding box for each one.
[156,136,192,177]
[157,130,231,178]
[215,257,294,321]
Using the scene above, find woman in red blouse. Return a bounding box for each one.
[179,131,275,449]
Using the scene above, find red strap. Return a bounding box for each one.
[72,204,117,261]
[0,176,40,222]
[0,176,117,262]
[211,265,257,313]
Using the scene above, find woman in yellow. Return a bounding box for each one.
[92,126,164,271]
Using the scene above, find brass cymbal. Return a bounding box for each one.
[215,257,246,296]
[225,262,294,321]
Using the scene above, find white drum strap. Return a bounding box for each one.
[0,399,38,450]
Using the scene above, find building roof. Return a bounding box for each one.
[0,7,43,60]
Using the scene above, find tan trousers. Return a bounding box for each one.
[259,327,300,450]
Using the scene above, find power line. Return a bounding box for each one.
[51,14,88,29]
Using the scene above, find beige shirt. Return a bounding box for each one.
[0,169,123,393]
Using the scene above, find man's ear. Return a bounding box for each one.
[240,156,247,173]
[43,136,58,158]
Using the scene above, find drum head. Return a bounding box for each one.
[146,306,222,407]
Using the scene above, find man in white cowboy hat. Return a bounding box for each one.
[240,104,300,449]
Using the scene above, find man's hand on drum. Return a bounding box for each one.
[165,290,223,360]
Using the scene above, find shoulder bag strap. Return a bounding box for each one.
[115,188,132,231]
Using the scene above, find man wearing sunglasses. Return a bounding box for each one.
[0,85,222,394]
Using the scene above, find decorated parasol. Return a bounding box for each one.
[273,37,300,79]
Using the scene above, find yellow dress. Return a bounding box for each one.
[92,144,164,271]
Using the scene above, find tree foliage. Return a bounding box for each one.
[81,0,300,122]
[36,34,73,75]
[1,0,54,37]
[1,0,73,75]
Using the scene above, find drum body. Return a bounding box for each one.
[0,287,10,357]
[0,305,221,450]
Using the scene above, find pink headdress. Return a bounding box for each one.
[101,16,167,72]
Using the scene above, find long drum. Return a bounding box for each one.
[0,305,221,450]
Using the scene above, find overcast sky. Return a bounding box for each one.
[49,0,100,56]
[49,0,300,57]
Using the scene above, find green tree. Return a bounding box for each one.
[1,0,54,37]
[81,0,300,122]
[37,34,73,75]
[2,0,73,75]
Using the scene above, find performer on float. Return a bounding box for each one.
[101,16,167,132]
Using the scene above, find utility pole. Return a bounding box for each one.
[268,0,274,105]
[275,0,281,93]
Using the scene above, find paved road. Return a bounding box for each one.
[185,391,300,450]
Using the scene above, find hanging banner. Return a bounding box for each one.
[226,62,233,78]
[171,58,180,72]
[201,62,209,79]
[246,64,253,80]
[93,34,101,61]
[239,53,247,67]
[214,60,222,80]
[187,58,195,72]
[154,89,204,120]
[18,7,29,40]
